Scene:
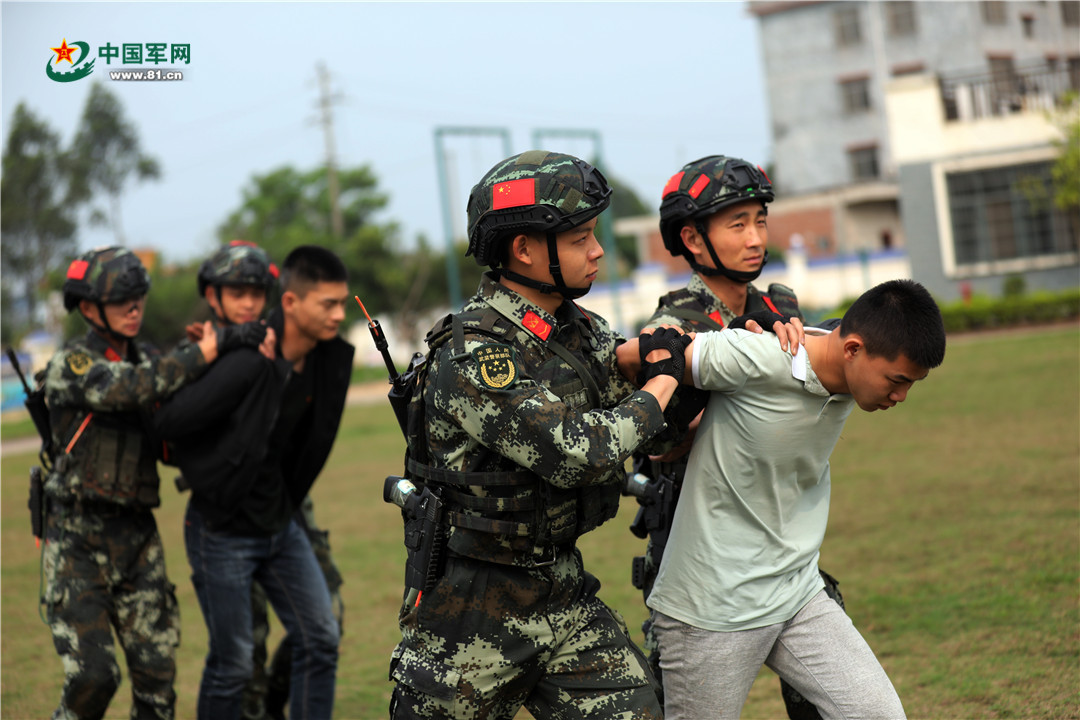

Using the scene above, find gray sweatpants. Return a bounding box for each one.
[653,590,906,719]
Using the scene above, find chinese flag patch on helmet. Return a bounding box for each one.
[662,171,685,199]
[67,259,89,280]
[492,178,536,210]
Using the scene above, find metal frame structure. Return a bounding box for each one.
[433,127,512,308]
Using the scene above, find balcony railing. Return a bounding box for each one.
[939,62,1077,122]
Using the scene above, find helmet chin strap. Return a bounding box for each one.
[691,220,769,284]
[86,301,136,346]
[496,231,592,300]
[210,286,234,326]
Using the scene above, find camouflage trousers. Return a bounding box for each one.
[242,497,344,720]
[636,533,846,720]
[390,548,662,720]
[43,500,179,720]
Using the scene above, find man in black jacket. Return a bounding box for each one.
[155,245,354,720]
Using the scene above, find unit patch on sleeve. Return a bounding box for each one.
[67,351,92,376]
[472,343,518,390]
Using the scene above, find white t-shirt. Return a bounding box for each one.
[647,329,855,632]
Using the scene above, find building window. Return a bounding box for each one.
[892,61,926,76]
[947,162,1078,267]
[981,1,1007,24]
[1021,13,1035,38]
[848,145,880,181]
[1069,56,1080,90]
[988,55,1018,107]
[1063,1,1080,26]
[885,1,918,36]
[834,6,862,46]
[840,77,872,113]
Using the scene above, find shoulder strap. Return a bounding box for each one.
[657,288,725,331]
[765,283,803,320]
[662,307,725,331]
[545,341,602,410]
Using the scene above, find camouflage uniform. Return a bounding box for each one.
[42,328,207,720]
[389,274,669,719]
[243,496,344,720]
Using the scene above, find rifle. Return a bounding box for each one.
[354,297,445,597]
[5,348,50,543]
[623,454,680,591]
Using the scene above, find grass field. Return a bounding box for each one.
[1,325,1077,719]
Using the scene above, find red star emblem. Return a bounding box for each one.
[51,38,77,65]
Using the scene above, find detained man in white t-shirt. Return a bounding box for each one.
[626,278,946,719]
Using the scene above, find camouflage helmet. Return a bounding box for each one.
[197,240,278,296]
[659,155,774,257]
[62,246,151,312]
[465,150,612,267]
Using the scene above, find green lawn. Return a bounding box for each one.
[2,325,1077,719]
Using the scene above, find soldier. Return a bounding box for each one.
[630,155,845,718]
[388,150,702,719]
[41,246,263,720]
[175,240,345,720]
[154,245,352,720]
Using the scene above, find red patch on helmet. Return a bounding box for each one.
[689,174,710,199]
[491,179,536,210]
[522,311,552,341]
[758,165,771,184]
[67,260,89,280]
[269,263,280,279]
[230,239,257,247]
[662,171,685,198]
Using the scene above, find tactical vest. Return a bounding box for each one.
[405,307,622,566]
[47,346,162,509]
[655,282,803,331]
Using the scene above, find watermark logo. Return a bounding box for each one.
[45,39,191,83]
[46,38,95,83]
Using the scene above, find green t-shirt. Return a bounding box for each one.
[647,328,854,631]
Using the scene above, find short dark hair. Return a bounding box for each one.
[280,245,347,297]
[840,279,946,369]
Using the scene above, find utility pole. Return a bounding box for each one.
[316,62,344,239]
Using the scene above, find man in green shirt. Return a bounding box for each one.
[633,279,945,719]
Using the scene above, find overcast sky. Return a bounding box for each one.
[2,1,773,264]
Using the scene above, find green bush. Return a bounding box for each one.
[940,288,1080,333]
[815,287,1080,334]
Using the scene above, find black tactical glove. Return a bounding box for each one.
[729,310,791,333]
[216,321,268,354]
[637,327,691,385]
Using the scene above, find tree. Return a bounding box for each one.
[1,102,79,340]
[67,82,160,245]
[139,261,207,351]
[1050,91,1080,213]
[606,170,651,270]
[218,163,404,314]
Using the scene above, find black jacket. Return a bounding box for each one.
[154,309,354,530]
